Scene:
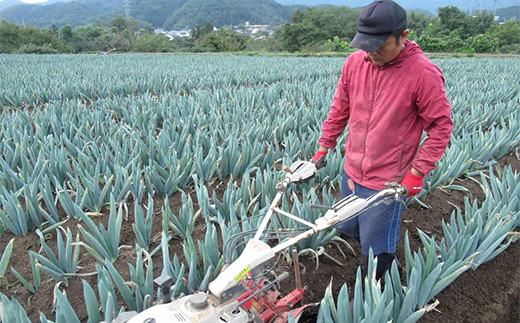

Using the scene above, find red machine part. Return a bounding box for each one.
[259,288,304,323]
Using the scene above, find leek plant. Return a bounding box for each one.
[102,259,138,311]
[211,182,238,222]
[193,174,212,220]
[53,179,83,218]
[132,194,154,250]
[0,151,48,191]
[237,168,262,214]
[0,151,28,192]
[10,255,40,294]
[129,159,144,203]
[128,246,155,312]
[22,181,47,227]
[29,228,80,285]
[111,163,134,203]
[165,191,195,240]
[39,175,60,223]
[0,238,14,287]
[160,231,186,299]
[181,221,224,293]
[253,167,282,209]
[146,158,190,197]
[45,147,72,185]
[217,136,263,179]
[401,233,471,311]
[76,195,123,263]
[439,166,520,268]
[96,263,123,322]
[198,222,225,276]
[73,162,114,213]
[53,285,81,323]
[0,187,32,236]
[81,276,125,323]
[193,144,219,182]
[183,234,214,293]
[82,279,101,323]
[0,293,31,323]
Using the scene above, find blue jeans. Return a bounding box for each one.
[335,171,404,255]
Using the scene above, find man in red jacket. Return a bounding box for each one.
[312,0,453,280]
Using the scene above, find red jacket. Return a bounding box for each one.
[319,41,453,190]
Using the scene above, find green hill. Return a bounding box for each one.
[0,0,23,12]
[0,0,124,27]
[0,0,297,29]
[163,0,293,29]
[495,6,520,21]
[131,0,187,28]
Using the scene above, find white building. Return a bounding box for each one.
[154,28,191,39]
[234,22,277,37]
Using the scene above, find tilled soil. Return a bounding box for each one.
[0,152,518,322]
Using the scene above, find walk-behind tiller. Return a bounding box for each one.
[117,161,407,323]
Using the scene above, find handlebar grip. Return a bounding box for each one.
[311,155,327,169]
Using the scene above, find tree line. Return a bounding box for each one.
[0,6,518,55]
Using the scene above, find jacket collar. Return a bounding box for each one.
[364,40,421,69]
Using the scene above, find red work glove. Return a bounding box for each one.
[401,170,424,197]
[311,150,328,169]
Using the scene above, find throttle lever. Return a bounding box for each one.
[311,204,338,212]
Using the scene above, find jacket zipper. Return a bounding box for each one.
[361,66,380,181]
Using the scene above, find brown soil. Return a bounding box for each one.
[0,152,518,322]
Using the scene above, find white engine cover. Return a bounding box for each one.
[127,293,249,323]
[209,239,275,299]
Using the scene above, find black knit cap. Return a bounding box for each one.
[350,0,407,52]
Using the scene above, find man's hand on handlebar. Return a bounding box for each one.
[401,169,425,197]
[311,149,328,169]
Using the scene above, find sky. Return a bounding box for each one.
[1,0,49,3]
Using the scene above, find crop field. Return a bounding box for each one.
[0,54,519,322]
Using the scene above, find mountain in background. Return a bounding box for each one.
[130,0,187,28]
[162,0,293,29]
[0,0,125,27]
[496,5,520,21]
[0,0,22,11]
[0,0,518,29]
[275,0,520,15]
[0,0,296,29]
[0,0,69,11]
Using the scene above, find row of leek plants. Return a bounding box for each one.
[14,161,517,323]
[0,190,222,321]
[0,161,344,321]
[0,55,343,108]
[3,59,516,154]
[315,165,520,322]
[1,195,124,296]
[1,57,519,321]
[0,93,328,235]
[417,114,520,204]
[2,57,517,119]
[2,58,517,238]
[1,140,518,320]
[0,140,517,317]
